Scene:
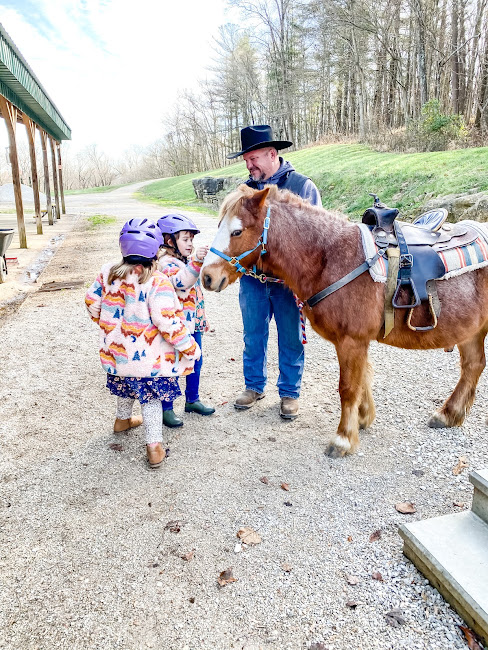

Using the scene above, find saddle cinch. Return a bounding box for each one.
[362,194,479,333]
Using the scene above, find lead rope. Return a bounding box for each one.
[248,266,307,344]
[294,296,307,344]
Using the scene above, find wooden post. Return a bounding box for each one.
[39,129,53,225]
[21,113,42,235]
[0,95,27,248]
[56,142,66,214]
[49,136,61,220]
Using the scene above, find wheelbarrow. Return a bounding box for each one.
[0,228,14,283]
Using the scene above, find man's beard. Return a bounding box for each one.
[251,169,266,181]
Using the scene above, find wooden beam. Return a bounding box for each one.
[0,95,27,248]
[49,136,61,220]
[39,129,53,225]
[21,113,42,235]
[56,142,66,215]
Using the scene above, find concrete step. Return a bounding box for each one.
[399,509,488,645]
[471,468,488,525]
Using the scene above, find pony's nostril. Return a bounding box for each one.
[203,274,212,289]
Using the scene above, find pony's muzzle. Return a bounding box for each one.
[202,269,228,292]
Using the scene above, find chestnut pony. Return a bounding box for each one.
[202,185,488,457]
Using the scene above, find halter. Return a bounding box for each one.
[210,206,271,278]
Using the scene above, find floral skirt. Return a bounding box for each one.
[106,375,181,405]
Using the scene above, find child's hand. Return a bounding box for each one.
[195,245,209,261]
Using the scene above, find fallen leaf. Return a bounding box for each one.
[260,476,269,485]
[453,501,465,508]
[189,597,195,604]
[220,400,228,406]
[281,482,290,491]
[181,551,194,562]
[385,608,406,627]
[229,357,235,361]
[237,526,262,545]
[268,436,277,442]
[347,535,353,542]
[165,520,182,533]
[346,600,358,608]
[282,562,292,572]
[453,457,469,475]
[395,502,417,514]
[346,574,360,585]
[372,571,384,582]
[109,443,124,452]
[458,625,484,650]
[369,530,381,542]
[217,567,237,587]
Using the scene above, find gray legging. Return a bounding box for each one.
[116,397,162,445]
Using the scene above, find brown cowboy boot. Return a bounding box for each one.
[280,397,299,420]
[146,443,166,469]
[114,415,143,433]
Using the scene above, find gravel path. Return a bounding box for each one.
[0,182,487,649]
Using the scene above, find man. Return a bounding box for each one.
[227,124,322,419]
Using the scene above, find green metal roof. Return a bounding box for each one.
[0,23,71,141]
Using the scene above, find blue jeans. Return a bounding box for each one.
[238,274,304,399]
[163,330,202,409]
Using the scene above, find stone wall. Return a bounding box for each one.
[423,191,488,222]
[192,177,245,204]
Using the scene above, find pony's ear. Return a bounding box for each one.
[244,187,270,218]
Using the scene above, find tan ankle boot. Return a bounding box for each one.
[146,443,166,469]
[114,415,143,433]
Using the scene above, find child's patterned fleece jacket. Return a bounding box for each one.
[158,254,207,334]
[85,263,200,378]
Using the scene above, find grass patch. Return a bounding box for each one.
[139,144,488,219]
[87,214,117,228]
[66,185,125,195]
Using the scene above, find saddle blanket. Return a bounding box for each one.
[357,221,488,283]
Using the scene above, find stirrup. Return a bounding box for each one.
[406,294,438,331]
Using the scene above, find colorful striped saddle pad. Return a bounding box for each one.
[357,220,488,284]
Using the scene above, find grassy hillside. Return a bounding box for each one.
[137,143,488,219]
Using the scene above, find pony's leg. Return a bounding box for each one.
[358,358,375,430]
[428,330,486,428]
[327,338,369,457]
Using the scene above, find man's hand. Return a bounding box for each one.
[195,245,209,261]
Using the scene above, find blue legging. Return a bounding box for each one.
[163,330,202,410]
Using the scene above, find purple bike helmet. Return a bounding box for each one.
[157,213,200,235]
[119,218,163,259]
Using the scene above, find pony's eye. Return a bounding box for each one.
[231,230,243,237]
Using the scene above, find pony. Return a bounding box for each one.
[201,184,488,457]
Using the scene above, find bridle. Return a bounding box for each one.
[209,206,271,281]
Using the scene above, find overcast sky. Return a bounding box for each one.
[0,0,233,157]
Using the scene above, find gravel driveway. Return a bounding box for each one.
[0,182,486,649]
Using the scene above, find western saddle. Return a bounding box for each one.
[362,194,479,333]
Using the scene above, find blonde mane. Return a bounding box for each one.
[220,183,347,226]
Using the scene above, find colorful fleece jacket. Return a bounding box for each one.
[85,262,200,378]
[158,254,208,333]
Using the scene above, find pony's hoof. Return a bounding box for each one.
[427,412,448,428]
[325,444,346,458]
[325,435,353,458]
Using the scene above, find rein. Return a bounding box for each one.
[210,205,387,308]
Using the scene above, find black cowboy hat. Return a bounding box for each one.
[227,125,293,159]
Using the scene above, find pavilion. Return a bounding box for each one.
[0,23,71,247]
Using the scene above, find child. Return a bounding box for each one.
[157,212,214,427]
[85,217,201,469]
